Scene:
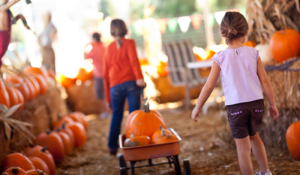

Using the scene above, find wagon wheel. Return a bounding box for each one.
[119,154,127,175]
[173,155,181,175]
[183,159,191,175]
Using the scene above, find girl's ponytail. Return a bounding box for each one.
[115,28,123,49]
[110,19,128,49]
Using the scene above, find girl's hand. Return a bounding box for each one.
[191,107,200,122]
[269,105,279,121]
[136,79,146,87]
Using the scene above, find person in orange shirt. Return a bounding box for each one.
[84,32,110,118]
[103,19,146,156]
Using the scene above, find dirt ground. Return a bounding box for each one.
[56,106,300,175]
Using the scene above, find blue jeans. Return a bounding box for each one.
[108,81,141,150]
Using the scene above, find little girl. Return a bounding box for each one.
[191,12,279,175]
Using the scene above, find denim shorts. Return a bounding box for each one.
[227,99,264,139]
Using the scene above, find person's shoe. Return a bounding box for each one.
[255,169,272,175]
[109,149,117,156]
[99,112,110,119]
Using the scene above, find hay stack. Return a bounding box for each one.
[0,83,68,164]
[66,80,103,115]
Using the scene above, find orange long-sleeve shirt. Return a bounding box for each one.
[103,38,143,103]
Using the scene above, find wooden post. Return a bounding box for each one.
[203,0,215,47]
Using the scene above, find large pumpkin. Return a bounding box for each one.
[5,76,30,101]
[24,146,56,175]
[67,112,88,130]
[5,86,18,108]
[0,78,10,108]
[125,103,166,140]
[24,66,48,80]
[66,122,87,148]
[286,121,300,161]
[28,157,50,175]
[2,167,27,175]
[1,153,35,172]
[270,29,300,63]
[35,130,65,162]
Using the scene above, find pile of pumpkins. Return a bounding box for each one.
[243,29,300,64]
[56,67,93,89]
[0,111,88,175]
[0,66,56,109]
[124,103,178,147]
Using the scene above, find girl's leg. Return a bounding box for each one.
[250,133,269,174]
[126,81,141,114]
[108,85,126,151]
[235,136,253,175]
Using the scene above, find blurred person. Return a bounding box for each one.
[191,12,278,175]
[103,19,146,156]
[38,12,57,72]
[84,32,110,118]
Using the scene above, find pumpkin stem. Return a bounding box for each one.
[57,113,62,120]
[62,122,66,129]
[11,167,19,174]
[161,128,166,137]
[56,127,61,132]
[144,103,150,113]
[140,98,148,110]
[46,129,51,135]
[38,170,45,175]
[41,146,48,152]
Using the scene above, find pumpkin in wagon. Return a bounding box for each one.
[152,128,178,144]
[124,134,151,147]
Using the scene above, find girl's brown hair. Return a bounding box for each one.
[110,19,128,48]
[220,12,248,44]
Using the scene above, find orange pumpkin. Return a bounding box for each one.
[5,76,30,101]
[32,74,47,95]
[15,89,24,109]
[125,103,166,140]
[76,67,93,82]
[243,40,257,47]
[52,115,74,129]
[286,121,300,161]
[66,122,87,148]
[27,76,41,97]
[24,67,48,80]
[2,167,27,175]
[59,75,76,88]
[28,157,50,175]
[35,130,65,162]
[24,146,56,175]
[1,153,35,172]
[67,112,88,130]
[152,128,178,144]
[0,78,10,108]
[26,169,46,175]
[151,124,173,142]
[55,127,73,155]
[24,77,36,100]
[60,123,75,148]
[5,86,18,108]
[206,49,216,60]
[124,134,150,147]
[270,29,300,63]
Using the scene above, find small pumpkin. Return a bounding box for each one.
[1,153,35,172]
[152,128,178,144]
[5,76,30,101]
[58,74,76,88]
[286,121,300,161]
[125,103,166,140]
[243,40,257,47]
[35,130,65,162]
[5,86,18,108]
[27,75,41,97]
[60,123,75,148]
[151,124,173,142]
[66,122,87,148]
[255,37,273,64]
[15,89,24,109]
[0,78,10,108]
[67,111,88,130]
[24,67,48,80]
[32,74,47,95]
[124,134,150,147]
[55,127,73,155]
[24,77,36,100]
[26,170,46,175]
[270,29,300,63]
[24,146,56,175]
[76,67,93,83]
[2,167,27,175]
[52,114,74,129]
[28,157,50,175]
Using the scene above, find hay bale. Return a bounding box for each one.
[0,83,68,164]
[259,109,300,149]
[66,80,103,115]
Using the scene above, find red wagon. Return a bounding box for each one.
[118,128,191,175]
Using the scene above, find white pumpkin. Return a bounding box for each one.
[255,37,273,64]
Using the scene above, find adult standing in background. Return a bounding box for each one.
[103,19,146,156]
[38,12,57,72]
[84,32,110,118]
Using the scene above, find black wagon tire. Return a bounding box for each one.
[119,154,127,175]
[183,159,191,175]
